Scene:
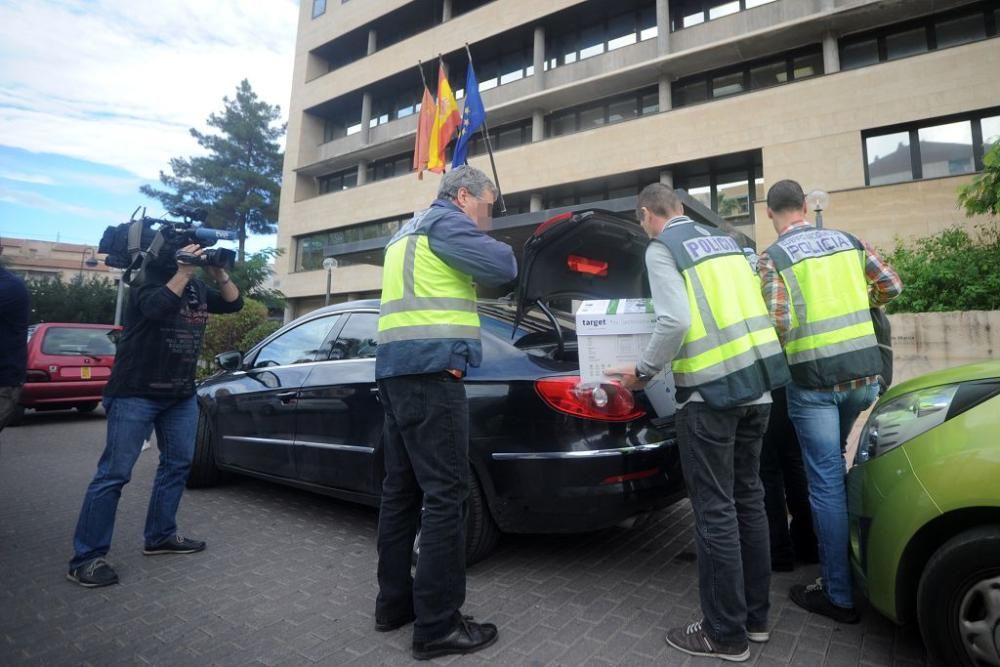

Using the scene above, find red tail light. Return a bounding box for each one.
[567,255,608,276]
[25,370,50,383]
[535,376,645,422]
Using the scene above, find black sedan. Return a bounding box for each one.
[189,210,685,562]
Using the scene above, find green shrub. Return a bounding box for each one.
[198,298,269,378]
[239,320,281,353]
[883,223,1000,313]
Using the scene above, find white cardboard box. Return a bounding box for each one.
[575,299,656,386]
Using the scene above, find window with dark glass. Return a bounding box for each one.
[544,86,658,138]
[863,107,1000,186]
[671,0,777,31]
[318,167,359,195]
[255,316,341,367]
[840,3,997,71]
[544,5,658,72]
[672,46,823,108]
[330,313,379,360]
[671,151,763,228]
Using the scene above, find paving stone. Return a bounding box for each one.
[0,415,928,666]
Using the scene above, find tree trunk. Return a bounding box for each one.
[238,221,246,264]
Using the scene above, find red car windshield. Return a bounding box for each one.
[41,328,116,357]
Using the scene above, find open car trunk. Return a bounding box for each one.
[514,209,650,332]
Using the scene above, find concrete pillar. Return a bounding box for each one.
[531,109,545,143]
[530,193,544,212]
[367,29,377,56]
[360,91,372,144]
[533,25,546,90]
[658,73,673,112]
[823,32,840,74]
[442,0,452,22]
[656,0,671,55]
[357,159,369,186]
[283,303,294,325]
[659,170,674,187]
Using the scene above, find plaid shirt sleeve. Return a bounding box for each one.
[756,251,790,345]
[862,240,903,306]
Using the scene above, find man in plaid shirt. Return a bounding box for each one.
[757,179,901,624]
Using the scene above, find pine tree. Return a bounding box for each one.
[141,79,285,261]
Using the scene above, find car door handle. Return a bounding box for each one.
[276,391,297,403]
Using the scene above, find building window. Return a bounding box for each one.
[671,46,822,108]
[545,86,658,139]
[317,167,358,194]
[671,0,777,31]
[672,151,763,230]
[863,107,1000,186]
[544,6,658,72]
[295,216,410,272]
[366,153,413,183]
[312,0,326,19]
[840,2,998,71]
[465,119,533,158]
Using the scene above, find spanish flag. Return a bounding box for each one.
[427,62,460,173]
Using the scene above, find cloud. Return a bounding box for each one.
[0,185,123,220]
[0,0,297,180]
[0,168,55,185]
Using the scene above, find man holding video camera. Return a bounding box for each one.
[67,242,242,588]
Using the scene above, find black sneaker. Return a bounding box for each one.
[789,579,860,624]
[665,620,750,662]
[66,558,119,588]
[746,623,769,643]
[411,615,498,660]
[143,534,206,555]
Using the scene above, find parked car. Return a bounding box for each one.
[847,361,1000,666]
[12,323,119,425]
[189,210,685,562]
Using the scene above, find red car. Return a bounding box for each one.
[11,323,119,424]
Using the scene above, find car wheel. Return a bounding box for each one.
[465,472,500,565]
[75,402,99,413]
[917,525,1000,667]
[411,473,501,567]
[186,408,223,488]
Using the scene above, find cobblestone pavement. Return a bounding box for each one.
[0,410,927,666]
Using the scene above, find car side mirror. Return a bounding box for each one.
[215,351,243,371]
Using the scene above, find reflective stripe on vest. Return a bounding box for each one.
[656,221,788,406]
[378,209,480,345]
[765,226,880,386]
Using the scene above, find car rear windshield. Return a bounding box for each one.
[41,327,116,357]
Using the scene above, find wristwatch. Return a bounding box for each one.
[634,365,654,382]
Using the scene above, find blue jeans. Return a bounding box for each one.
[70,395,198,569]
[786,382,879,608]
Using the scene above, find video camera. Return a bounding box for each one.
[98,206,238,283]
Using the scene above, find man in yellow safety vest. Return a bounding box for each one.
[758,179,902,624]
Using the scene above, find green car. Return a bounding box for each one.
[848,360,1000,666]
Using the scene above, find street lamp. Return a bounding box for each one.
[806,190,830,229]
[78,247,99,281]
[322,257,338,306]
[111,268,127,326]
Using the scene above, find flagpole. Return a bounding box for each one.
[464,43,506,215]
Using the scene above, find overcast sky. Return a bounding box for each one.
[0,0,298,254]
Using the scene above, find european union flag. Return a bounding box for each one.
[451,63,486,168]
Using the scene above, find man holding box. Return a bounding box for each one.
[608,183,789,662]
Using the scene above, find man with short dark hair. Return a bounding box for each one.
[609,182,789,662]
[0,241,30,435]
[758,179,902,623]
[375,165,516,660]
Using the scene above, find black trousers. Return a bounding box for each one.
[758,387,818,568]
[676,401,772,645]
[375,373,469,642]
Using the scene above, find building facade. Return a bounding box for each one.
[0,237,113,284]
[277,0,1000,319]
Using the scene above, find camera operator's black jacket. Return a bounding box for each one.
[105,276,243,399]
